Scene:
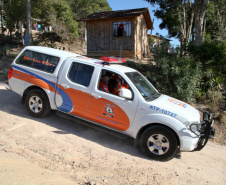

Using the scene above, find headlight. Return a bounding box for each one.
[184,121,201,136]
[184,121,191,129]
[190,124,201,135]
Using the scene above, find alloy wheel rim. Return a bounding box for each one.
[29,96,43,113]
[147,134,170,155]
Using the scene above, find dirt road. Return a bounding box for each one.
[0,83,225,185]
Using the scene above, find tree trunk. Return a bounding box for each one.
[26,0,32,45]
[19,21,24,46]
[186,1,194,44]
[0,1,3,34]
[202,16,206,41]
[9,19,12,42]
[194,0,209,46]
[186,11,194,44]
[178,6,185,56]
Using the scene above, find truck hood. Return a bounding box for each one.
[148,94,200,124]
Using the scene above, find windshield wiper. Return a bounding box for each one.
[144,92,161,100]
[144,95,152,100]
[153,92,161,97]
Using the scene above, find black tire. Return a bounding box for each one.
[140,125,178,161]
[25,89,51,118]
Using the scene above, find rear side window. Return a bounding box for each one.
[15,50,59,73]
[68,62,94,87]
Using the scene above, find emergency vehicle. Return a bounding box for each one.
[6,46,215,161]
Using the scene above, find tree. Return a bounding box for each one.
[2,0,111,42]
[146,0,195,54]
[2,0,26,40]
[2,0,78,41]
[205,0,226,41]
[145,0,210,46]
[0,0,4,33]
[70,0,111,38]
[41,0,111,40]
[26,0,32,45]
[194,0,209,45]
[46,0,79,40]
[70,0,111,20]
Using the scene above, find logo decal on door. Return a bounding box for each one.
[103,103,116,118]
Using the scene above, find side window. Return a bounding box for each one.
[15,50,33,67]
[113,21,131,37]
[98,70,130,95]
[68,62,94,87]
[15,50,59,73]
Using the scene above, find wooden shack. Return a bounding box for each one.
[80,8,153,58]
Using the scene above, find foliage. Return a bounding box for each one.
[2,0,47,25]
[70,0,111,20]
[69,0,111,36]
[128,43,202,102]
[2,0,26,31]
[205,0,226,42]
[128,38,225,105]
[144,0,195,48]
[2,0,111,41]
[145,0,218,47]
[147,0,181,39]
[188,40,226,92]
[148,36,155,45]
[153,49,201,101]
[47,0,78,40]
[142,0,225,106]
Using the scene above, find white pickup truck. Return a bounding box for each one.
[6,46,215,161]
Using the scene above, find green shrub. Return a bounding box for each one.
[128,40,225,105]
[188,40,226,89]
[127,55,202,102]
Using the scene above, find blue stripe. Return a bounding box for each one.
[12,65,73,113]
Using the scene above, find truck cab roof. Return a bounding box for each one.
[24,46,81,59]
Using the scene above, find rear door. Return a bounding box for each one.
[55,59,94,118]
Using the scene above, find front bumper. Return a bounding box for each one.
[192,112,215,151]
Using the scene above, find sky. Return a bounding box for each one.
[106,0,180,46]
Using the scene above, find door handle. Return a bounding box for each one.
[61,84,69,89]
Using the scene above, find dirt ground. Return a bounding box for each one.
[0,83,226,185]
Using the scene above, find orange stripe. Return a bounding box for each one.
[12,69,55,92]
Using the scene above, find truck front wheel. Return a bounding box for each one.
[25,89,51,118]
[140,125,178,161]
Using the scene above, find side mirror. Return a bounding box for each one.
[120,89,132,99]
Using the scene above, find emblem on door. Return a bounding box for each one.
[103,103,116,118]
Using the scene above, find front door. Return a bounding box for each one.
[86,69,138,132]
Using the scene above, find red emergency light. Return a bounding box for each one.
[100,56,127,63]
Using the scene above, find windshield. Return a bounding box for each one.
[126,72,160,100]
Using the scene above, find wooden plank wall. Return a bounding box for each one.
[86,16,148,58]
[87,50,135,58]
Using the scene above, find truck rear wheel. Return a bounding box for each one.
[25,89,51,118]
[140,125,178,161]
